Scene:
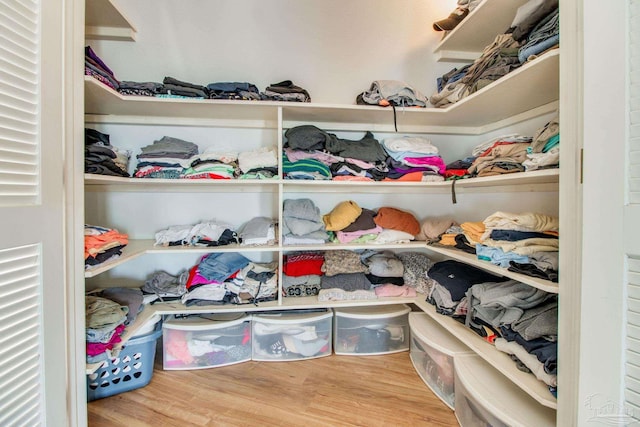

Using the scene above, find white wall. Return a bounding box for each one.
[94,0,459,104]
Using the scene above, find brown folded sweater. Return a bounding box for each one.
[373,207,420,236]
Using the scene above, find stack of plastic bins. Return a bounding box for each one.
[409,312,472,409]
[252,310,332,361]
[333,304,411,355]
[455,354,556,426]
[162,313,252,370]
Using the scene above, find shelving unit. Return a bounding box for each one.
[81,1,560,421]
[433,0,529,62]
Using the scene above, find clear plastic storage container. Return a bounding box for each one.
[162,313,252,370]
[409,312,471,409]
[252,310,332,361]
[333,304,411,355]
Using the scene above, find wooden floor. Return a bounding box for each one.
[88,352,458,427]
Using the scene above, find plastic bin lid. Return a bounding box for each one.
[333,304,411,319]
[163,313,249,331]
[253,310,332,324]
[409,313,470,356]
[454,355,557,426]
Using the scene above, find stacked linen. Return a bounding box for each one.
[515,2,559,63]
[381,136,445,182]
[283,126,389,181]
[181,252,277,306]
[85,128,130,177]
[524,116,560,172]
[85,46,119,90]
[142,270,188,303]
[282,252,324,297]
[206,81,261,100]
[118,80,164,97]
[182,149,238,180]
[426,260,510,319]
[261,80,311,102]
[134,136,198,179]
[84,225,129,269]
[332,207,382,244]
[160,76,208,99]
[467,135,533,177]
[282,199,329,245]
[480,211,559,282]
[361,250,417,298]
[237,147,278,180]
[371,207,421,244]
[237,217,277,246]
[318,250,375,301]
[85,295,129,363]
[154,220,239,247]
[466,281,558,393]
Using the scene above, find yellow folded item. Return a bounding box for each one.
[460,221,485,244]
[438,234,458,246]
[323,200,362,231]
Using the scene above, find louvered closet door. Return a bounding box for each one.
[625,0,640,423]
[0,0,67,425]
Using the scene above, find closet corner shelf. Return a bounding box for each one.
[85,0,137,41]
[424,245,558,294]
[144,296,419,316]
[84,174,280,193]
[433,0,529,62]
[84,50,557,133]
[84,240,279,278]
[413,299,557,410]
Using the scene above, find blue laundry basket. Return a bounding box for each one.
[87,320,162,401]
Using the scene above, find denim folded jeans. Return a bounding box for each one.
[197,252,250,282]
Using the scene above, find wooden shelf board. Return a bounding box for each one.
[413,299,557,409]
[424,245,559,294]
[433,0,530,62]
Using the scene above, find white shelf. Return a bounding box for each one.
[283,169,559,194]
[84,174,280,193]
[84,240,279,278]
[281,241,427,252]
[433,0,529,62]
[85,0,137,41]
[85,169,558,194]
[413,299,557,410]
[151,296,418,314]
[84,51,558,134]
[424,245,558,294]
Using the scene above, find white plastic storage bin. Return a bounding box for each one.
[162,313,252,370]
[252,310,332,361]
[409,312,471,409]
[333,304,411,355]
[454,354,556,427]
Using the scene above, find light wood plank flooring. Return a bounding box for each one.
[88,352,458,426]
